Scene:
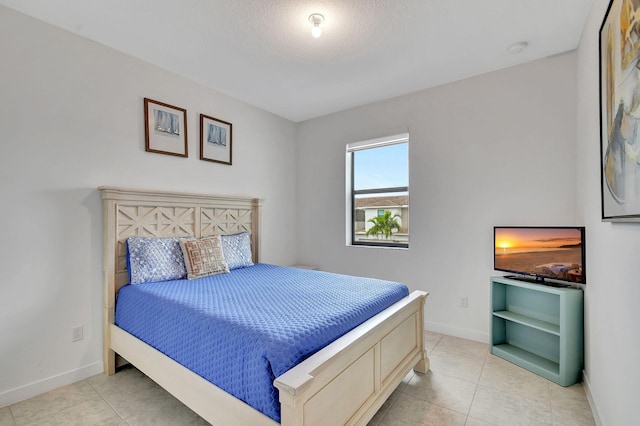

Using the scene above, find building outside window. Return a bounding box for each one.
[346,134,409,248]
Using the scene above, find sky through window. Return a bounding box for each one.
[353,143,408,190]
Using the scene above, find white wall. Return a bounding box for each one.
[6,3,638,423]
[0,6,297,405]
[296,52,578,342]
[576,1,640,424]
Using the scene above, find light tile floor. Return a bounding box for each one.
[0,332,595,425]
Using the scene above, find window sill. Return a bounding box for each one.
[347,243,409,250]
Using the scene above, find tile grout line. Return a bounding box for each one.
[85,378,130,425]
[8,384,100,426]
[463,349,489,425]
[8,406,17,426]
[410,333,483,421]
[547,381,556,426]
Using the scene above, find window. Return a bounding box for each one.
[346,134,409,248]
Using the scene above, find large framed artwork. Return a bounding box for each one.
[600,0,640,221]
[144,98,188,157]
[200,114,232,165]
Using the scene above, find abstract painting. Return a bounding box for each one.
[600,0,640,221]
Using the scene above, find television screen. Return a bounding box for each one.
[494,226,585,284]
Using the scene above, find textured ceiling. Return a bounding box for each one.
[0,0,594,122]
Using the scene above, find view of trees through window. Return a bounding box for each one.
[349,137,409,248]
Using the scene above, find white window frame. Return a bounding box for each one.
[346,133,409,249]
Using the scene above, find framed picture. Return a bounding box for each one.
[600,0,640,221]
[200,114,232,165]
[144,98,188,157]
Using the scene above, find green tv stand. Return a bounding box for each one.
[490,276,584,386]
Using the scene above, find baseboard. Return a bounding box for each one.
[425,320,489,344]
[0,362,103,408]
[582,370,603,426]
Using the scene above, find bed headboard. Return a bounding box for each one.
[100,186,262,373]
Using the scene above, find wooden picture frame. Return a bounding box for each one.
[200,114,232,165]
[144,98,188,157]
[599,0,640,221]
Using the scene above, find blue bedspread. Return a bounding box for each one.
[115,263,409,422]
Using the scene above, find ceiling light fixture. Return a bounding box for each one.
[309,13,324,38]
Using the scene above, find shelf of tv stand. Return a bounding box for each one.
[491,343,560,376]
[492,311,560,336]
[490,276,583,387]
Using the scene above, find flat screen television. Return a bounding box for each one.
[494,226,586,285]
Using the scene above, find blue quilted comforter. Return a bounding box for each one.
[115,263,409,422]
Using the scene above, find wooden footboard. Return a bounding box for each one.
[275,290,428,426]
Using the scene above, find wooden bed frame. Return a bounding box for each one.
[101,186,429,426]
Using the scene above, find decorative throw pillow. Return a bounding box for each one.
[126,236,192,284]
[221,232,254,270]
[180,235,230,279]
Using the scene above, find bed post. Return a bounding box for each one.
[101,189,117,375]
[414,293,429,374]
[251,198,262,263]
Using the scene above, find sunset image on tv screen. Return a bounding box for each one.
[495,228,583,282]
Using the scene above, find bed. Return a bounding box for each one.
[101,186,429,426]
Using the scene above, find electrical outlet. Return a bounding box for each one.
[72,326,83,342]
[460,297,468,308]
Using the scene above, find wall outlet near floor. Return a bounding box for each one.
[72,326,83,342]
[460,297,468,308]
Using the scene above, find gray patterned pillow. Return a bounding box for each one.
[180,235,230,279]
[221,232,254,270]
[127,236,193,284]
